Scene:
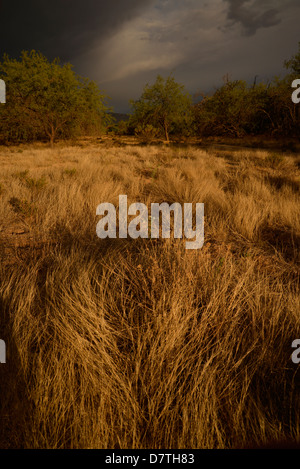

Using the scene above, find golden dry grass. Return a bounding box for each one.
[0,141,299,448]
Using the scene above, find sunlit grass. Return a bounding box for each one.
[0,142,299,448]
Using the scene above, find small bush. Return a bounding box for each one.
[62,168,77,177]
[8,197,36,218]
[24,176,47,190]
[134,124,161,143]
[266,153,285,168]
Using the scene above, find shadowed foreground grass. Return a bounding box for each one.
[0,142,299,448]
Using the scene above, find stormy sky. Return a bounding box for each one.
[0,0,299,112]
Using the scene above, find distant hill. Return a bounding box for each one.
[109,112,130,123]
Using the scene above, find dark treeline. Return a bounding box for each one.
[192,73,300,139]
[124,42,300,141]
[0,44,300,145]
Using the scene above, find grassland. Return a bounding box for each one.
[0,139,299,448]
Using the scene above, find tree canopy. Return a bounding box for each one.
[0,50,112,144]
[129,75,193,142]
[193,44,300,140]
[284,41,300,76]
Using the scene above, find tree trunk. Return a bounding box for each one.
[49,124,55,147]
[164,119,169,143]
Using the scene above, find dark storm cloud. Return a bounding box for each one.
[0,0,155,61]
[224,0,282,35]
